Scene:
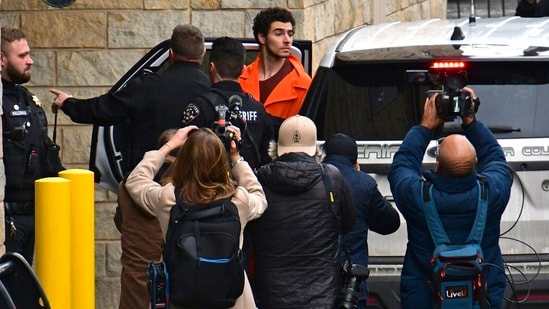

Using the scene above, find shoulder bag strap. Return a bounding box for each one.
[52,110,59,144]
[423,179,488,247]
[320,164,341,222]
[422,181,451,246]
[466,177,488,244]
[199,91,224,114]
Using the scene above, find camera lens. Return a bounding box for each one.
[335,276,360,309]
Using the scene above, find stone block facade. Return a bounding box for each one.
[0,0,445,307]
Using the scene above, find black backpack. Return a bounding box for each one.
[163,191,244,308]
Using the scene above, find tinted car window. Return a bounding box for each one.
[310,61,549,141]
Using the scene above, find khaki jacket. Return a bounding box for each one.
[125,150,268,309]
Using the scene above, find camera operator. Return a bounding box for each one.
[388,87,513,308]
[181,36,274,170]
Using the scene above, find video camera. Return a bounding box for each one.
[427,64,478,120]
[214,95,245,151]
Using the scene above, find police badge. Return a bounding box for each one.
[32,95,42,108]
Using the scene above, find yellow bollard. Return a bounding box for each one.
[59,169,95,309]
[35,177,72,309]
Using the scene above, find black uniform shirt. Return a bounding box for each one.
[61,61,211,172]
[181,80,274,169]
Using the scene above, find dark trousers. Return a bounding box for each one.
[116,181,164,309]
[4,214,35,265]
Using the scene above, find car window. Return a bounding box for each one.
[310,61,549,141]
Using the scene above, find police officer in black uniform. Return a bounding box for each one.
[181,36,274,170]
[50,24,211,173]
[1,28,55,264]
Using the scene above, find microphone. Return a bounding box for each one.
[228,95,242,111]
[227,95,244,125]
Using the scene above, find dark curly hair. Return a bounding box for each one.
[252,7,296,42]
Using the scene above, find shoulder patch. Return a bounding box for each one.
[181,103,201,126]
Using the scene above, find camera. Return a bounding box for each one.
[333,260,370,309]
[428,70,476,119]
[214,95,245,151]
[147,261,169,309]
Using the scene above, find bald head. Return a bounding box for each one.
[436,134,478,177]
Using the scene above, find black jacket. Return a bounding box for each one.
[2,81,50,201]
[516,0,549,16]
[248,152,355,309]
[181,80,274,169]
[61,61,211,172]
[323,154,400,302]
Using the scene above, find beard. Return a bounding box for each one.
[5,63,31,84]
[265,43,290,60]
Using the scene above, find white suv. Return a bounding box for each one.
[300,16,549,308]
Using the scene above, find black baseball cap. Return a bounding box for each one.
[323,133,358,164]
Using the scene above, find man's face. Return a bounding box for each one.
[260,21,293,59]
[1,39,33,84]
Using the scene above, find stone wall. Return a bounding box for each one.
[0,0,445,307]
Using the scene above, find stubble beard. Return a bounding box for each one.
[265,43,290,60]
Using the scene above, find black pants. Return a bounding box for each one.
[5,214,35,265]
